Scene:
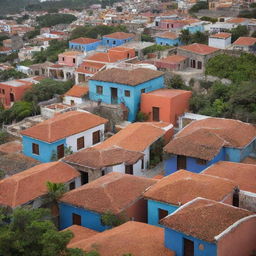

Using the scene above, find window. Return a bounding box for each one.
[96,85,103,95]
[196,158,207,165]
[70,100,75,105]
[101,170,105,176]
[158,208,168,223]
[32,143,39,155]
[125,90,130,97]
[92,130,101,145]
[72,213,81,225]
[197,61,202,69]
[69,181,75,190]
[77,136,85,150]
[113,40,116,45]
[141,88,145,93]
[62,57,65,61]
[141,158,144,169]
[125,164,133,175]
[73,58,76,64]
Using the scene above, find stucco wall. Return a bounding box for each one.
[208,37,231,49]
[239,191,256,212]
[63,95,85,105]
[69,41,101,52]
[155,37,181,46]
[217,217,256,256]
[102,36,133,48]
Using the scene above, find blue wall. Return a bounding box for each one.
[147,199,178,227]
[155,37,181,46]
[22,135,66,163]
[185,25,204,33]
[102,36,133,48]
[164,148,225,175]
[59,202,109,232]
[89,75,164,121]
[69,41,101,52]
[164,228,217,256]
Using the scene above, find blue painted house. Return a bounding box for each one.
[164,118,256,175]
[59,172,156,231]
[21,110,107,163]
[89,67,165,121]
[102,32,135,48]
[144,170,236,227]
[69,37,101,52]
[183,23,204,33]
[161,197,256,256]
[155,31,181,46]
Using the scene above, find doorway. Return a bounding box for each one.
[57,144,64,159]
[184,238,194,256]
[10,93,15,102]
[72,213,81,225]
[177,155,186,170]
[111,87,118,104]
[81,171,89,184]
[152,107,160,121]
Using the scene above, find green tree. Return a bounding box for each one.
[36,14,77,27]
[167,75,189,90]
[23,28,40,40]
[0,69,27,82]
[179,29,191,45]
[230,25,249,42]
[189,1,208,13]
[0,207,85,256]
[101,211,126,227]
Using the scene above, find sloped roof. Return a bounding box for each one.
[63,146,144,169]
[178,43,220,55]
[164,118,256,160]
[161,198,254,242]
[155,31,179,40]
[70,37,100,44]
[69,221,174,256]
[60,172,157,214]
[90,68,164,86]
[156,55,188,64]
[21,111,108,143]
[144,170,236,205]
[103,32,135,39]
[95,122,172,152]
[233,37,256,46]
[0,162,80,208]
[203,161,256,193]
[64,85,88,98]
[210,32,231,39]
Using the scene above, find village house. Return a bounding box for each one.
[59,172,157,231]
[102,32,135,48]
[177,43,221,70]
[63,85,89,105]
[226,17,249,28]
[144,169,237,227]
[89,67,164,121]
[208,32,232,49]
[152,55,189,71]
[58,51,85,67]
[66,222,174,256]
[0,77,42,108]
[21,110,108,163]
[94,122,173,171]
[161,198,256,256]
[203,161,256,212]
[0,161,80,209]
[155,31,181,46]
[63,147,145,184]
[164,118,256,175]
[0,46,13,55]
[69,37,101,52]
[232,37,256,52]
[140,89,192,125]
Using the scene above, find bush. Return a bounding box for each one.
[101,211,126,227]
[136,111,149,122]
[36,14,77,27]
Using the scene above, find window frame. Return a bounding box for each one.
[124,90,130,97]
[96,85,103,95]
[77,136,85,150]
[32,143,39,155]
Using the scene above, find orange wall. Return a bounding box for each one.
[218,217,256,256]
[124,198,148,223]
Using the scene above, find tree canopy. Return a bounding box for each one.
[0,69,27,82]
[179,30,208,45]
[189,1,208,13]
[230,25,249,43]
[36,14,77,28]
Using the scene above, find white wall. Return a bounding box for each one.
[209,37,231,49]
[66,123,105,152]
[63,96,85,105]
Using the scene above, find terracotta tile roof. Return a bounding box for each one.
[70,37,100,44]
[203,161,256,194]
[103,32,135,39]
[161,198,254,242]
[64,85,88,97]
[157,55,188,63]
[144,170,236,205]
[69,221,174,256]
[64,146,144,169]
[90,68,164,86]
[95,122,171,152]
[60,51,83,56]
[0,161,80,208]
[227,18,247,24]
[155,31,179,40]
[164,118,256,160]
[60,172,157,214]
[63,225,99,246]
[210,32,231,39]
[242,156,256,165]
[233,37,256,46]
[145,88,191,98]
[179,43,220,55]
[0,141,22,154]
[86,52,125,63]
[21,111,108,143]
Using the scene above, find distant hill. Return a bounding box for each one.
[0,0,39,15]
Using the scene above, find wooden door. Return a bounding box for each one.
[72,213,81,225]
[152,107,160,121]
[92,130,100,145]
[177,155,186,170]
[125,165,133,175]
[184,238,194,256]
[57,144,64,159]
[111,87,118,104]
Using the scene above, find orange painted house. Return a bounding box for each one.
[140,89,192,125]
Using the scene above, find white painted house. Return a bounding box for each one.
[63,85,89,106]
[0,161,81,209]
[208,32,232,49]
